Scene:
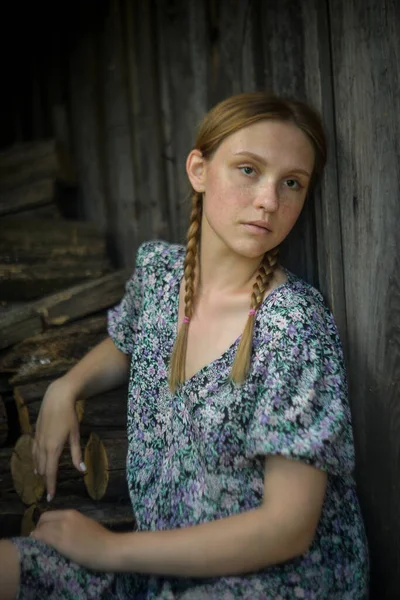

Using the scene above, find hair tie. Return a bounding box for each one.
[249,309,256,316]
[183,316,190,324]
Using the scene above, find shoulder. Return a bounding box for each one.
[135,240,185,275]
[258,270,343,357]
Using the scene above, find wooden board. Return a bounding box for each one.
[0,178,55,216]
[0,260,112,301]
[155,0,209,243]
[98,0,138,268]
[329,0,400,596]
[0,139,76,191]
[122,0,170,259]
[68,6,108,232]
[301,0,348,341]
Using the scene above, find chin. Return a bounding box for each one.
[232,242,276,260]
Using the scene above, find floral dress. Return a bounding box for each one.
[11,241,369,599]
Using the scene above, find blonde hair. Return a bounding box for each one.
[169,92,327,391]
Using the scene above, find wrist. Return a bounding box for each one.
[104,531,137,572]
[50,375,81,404]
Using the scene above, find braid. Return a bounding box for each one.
[230,247,280,383]
[168,192,202,391]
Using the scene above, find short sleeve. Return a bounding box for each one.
[245,309,355,476]
[107,243,146,355]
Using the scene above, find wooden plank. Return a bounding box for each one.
[0,218,106,247]
[68,8,107,231]
[207,0,254,106]
[0,304,43,351]
[35,267,130,326]
[0,259,112,301]
[301,0,348,340]
[0,267,129,349]
[155,0,209,243]
[0,239,107,264]
[98,0,138,268]
[123,0,170,260]
[0,314,107,374]
[0,139,76,191]
[329,0,400,596]
[0,203,63,222]
[0,179,55,216]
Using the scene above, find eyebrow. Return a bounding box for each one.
[233,151,311,178]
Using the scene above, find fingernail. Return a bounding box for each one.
[47,493,52,502]
[80,462,87,472]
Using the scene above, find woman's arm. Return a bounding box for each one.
[107,455,327,577]
[33,337,130,499]
[58,336,131,399]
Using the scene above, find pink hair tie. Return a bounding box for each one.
[183,316,190,324]
[249,309,256,316]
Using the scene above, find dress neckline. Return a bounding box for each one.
[169,249,296,388]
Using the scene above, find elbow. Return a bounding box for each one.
[288,525,319,560]
[259,524,319,566]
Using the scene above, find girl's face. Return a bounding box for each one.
[187,119,315,259]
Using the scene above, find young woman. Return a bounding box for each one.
[0,92,369,599]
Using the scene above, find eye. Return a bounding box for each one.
[240,166,255,176]
[284,179,302,190]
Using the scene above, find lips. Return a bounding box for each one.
[244,221,273,232]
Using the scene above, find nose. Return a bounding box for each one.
[253,182,279,213]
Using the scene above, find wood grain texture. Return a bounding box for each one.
[99,0,137,267]
[329,0,400,596]
[68,4,108,231]
[155,0,209,243]
[301,0,348,341]
[123,0,170,262]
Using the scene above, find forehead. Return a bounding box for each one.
[214,119,315,170]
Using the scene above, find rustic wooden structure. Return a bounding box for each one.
[0,0,399,596]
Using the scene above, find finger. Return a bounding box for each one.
[32,437,38,475]
[45,445,62,501]
[36,440,47,477]
[69,425,86,473]
[38,509,67,524]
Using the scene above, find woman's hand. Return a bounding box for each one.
[30,509,116,571]
[32,378,86,501]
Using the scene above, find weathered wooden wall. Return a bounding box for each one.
[0,0,399,596]
[330,1,400,596]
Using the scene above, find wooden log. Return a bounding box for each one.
[0,218,105,247]
[35,267,130,327]
[0,140,76,191]
[0,268,129,349]
[0,395,8,446]
[10,434,89,505]
[0,239,107,265]
[0,303,43,351]
[0,178,55,217]
[10,435,45,504]
[14,383,127,436]
[0,258,112,301]
[84,431,128,502]
[21,496,135,536]
[9,360,78,387]
[0,314,107,374]
[0,203,63,222]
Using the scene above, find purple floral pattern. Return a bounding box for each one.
[11,241,369,598]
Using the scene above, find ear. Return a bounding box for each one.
[186,149,206,193]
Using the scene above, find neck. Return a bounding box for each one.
[195,216,263,298]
